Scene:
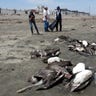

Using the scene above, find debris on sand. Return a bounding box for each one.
[54,35,96,56]
[30,47,61,59]
[90,26,94,28]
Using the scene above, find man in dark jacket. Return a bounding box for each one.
[29,10,40,35]
[56,6,62,31]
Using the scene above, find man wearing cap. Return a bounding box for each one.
[56,6,62,32]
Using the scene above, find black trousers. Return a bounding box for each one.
[56,20,62,31]
[29,20,39,34]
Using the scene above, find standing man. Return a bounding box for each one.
[56,6,62,32]
[29,10,40,35]
[43,7,50,32]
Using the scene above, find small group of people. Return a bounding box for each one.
[29,6,62,35]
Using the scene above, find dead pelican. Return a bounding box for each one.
[30,47,61,59]
[47,57,61,64]
[72,63,85,74]
[17,68,58,93]
[81,40,88,47]
[71,70,93,92]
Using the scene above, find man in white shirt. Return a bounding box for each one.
[43,7,50,32]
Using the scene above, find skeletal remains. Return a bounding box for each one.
[17,57,96,93]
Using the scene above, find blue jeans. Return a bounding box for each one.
[44,21,49,32]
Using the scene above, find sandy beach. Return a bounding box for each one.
[0,14,96,96]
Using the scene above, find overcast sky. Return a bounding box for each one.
[0,0,95,15]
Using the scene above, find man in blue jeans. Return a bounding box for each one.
[29,10,40,35]
[43,7,50,32]
[44,20,49,32]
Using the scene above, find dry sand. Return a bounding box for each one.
[0,14,96,96]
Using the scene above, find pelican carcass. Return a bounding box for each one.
[72,63,85,74]
[71,70,93,92]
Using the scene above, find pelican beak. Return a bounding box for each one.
[71,83,80,92]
